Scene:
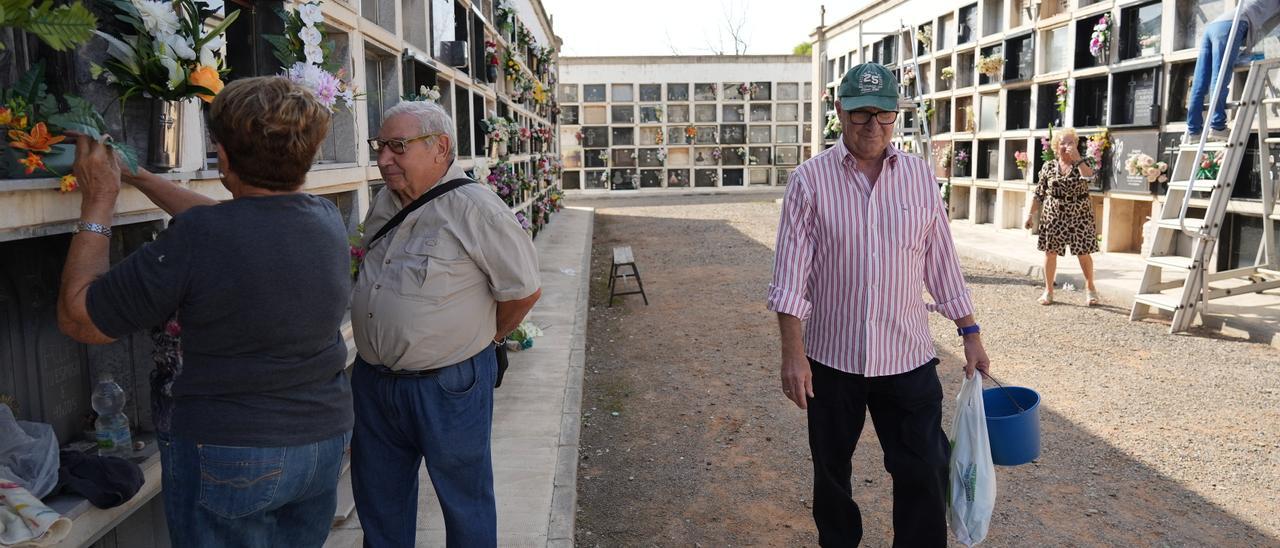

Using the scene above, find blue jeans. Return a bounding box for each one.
[350,346,497,548]
[1188,19,1250,134]
[158,431,350,548]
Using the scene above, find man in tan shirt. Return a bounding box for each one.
[350,101,541,547]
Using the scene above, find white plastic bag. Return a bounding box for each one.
[948,374,996,546]
[0,404,59,499]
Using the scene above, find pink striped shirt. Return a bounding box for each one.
[767,140,974,377]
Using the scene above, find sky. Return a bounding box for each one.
[540,0,872,57]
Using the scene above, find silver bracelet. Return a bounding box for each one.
[73,221,112,238]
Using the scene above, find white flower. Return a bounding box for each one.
[199,35,224,67]
[159,55,184,90]
[298,2,324,26]
[132,0,180,35]
[304,44,324,65]
[299,26,322,47]
[158,32,197,61]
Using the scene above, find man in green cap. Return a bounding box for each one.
[768,62,991,546]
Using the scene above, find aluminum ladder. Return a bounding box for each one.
[1130,54,1280,333]
[898,20,936,176]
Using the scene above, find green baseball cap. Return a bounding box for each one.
[837,63,899,112]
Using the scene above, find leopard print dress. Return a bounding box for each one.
[1034,160,1099,256]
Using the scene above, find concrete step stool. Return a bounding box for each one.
[608,245,649,307]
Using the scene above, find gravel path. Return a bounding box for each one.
[572,194,1280,547]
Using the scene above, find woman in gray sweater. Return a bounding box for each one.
[58,76,352,547]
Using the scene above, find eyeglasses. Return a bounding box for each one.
[847,110,899,125]
[367,133,441,154]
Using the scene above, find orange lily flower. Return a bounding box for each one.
[9,122,65,153]
[0,107,11,126]
[18,152,45,174]
[60,175,78,192]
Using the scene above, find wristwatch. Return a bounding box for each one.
[957,324,981,337]
[73,221,112,238]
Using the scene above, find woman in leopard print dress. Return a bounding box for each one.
[1024,127,1101,306]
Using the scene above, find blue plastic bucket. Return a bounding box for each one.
[982,386,1041,466]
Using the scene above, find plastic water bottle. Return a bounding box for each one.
[91,375,133,458]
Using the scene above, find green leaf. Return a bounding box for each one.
[114,13,142,28]
[93,30,141,74]
[194,8,238,50]
[48,117,101,140]
[0,0,26,25]
[24,0,97,51]
[107,0,138,18]
[264,34,298,66]
[35,93,57,118]
[272,49,296,68]
[109,139,140,175]
[10,62,45,104]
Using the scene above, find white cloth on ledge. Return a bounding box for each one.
[0,478,70,547]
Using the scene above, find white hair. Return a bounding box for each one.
[383,100,457,160]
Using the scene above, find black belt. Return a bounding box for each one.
[362,361,442,377]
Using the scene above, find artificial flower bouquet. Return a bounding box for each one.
[95,0,239,103]
[267,1,358,111]
[1125,151,1168,184]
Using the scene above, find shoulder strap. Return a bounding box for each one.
[367,178,472,248]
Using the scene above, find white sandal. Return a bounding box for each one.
[1038,291,1054,305]
[1085,290,1100,307]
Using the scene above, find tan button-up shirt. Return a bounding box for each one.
[351,163,541,371]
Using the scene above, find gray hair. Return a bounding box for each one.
[383,100,457,161]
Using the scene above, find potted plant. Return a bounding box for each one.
[1013,150,1029,176]
[953,149,970,176]
[0,64,140,184]
[977,54,1004,80]
[1085,129,1110,169]
[95,0,240,169]
[1197,151,1224,180]
[486,40,500,82]
[483,114,511,157]
[267,2,358,112]
[1090,13,1111,63]
[824,113,841,139]
[1055,82,1068,117]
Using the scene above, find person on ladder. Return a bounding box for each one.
[1184,0,1280,144]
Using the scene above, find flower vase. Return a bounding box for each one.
[487,65,498,82]
[148,99,184,170]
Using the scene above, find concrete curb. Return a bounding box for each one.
[566,187,785,200]
[546,206,593,546]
